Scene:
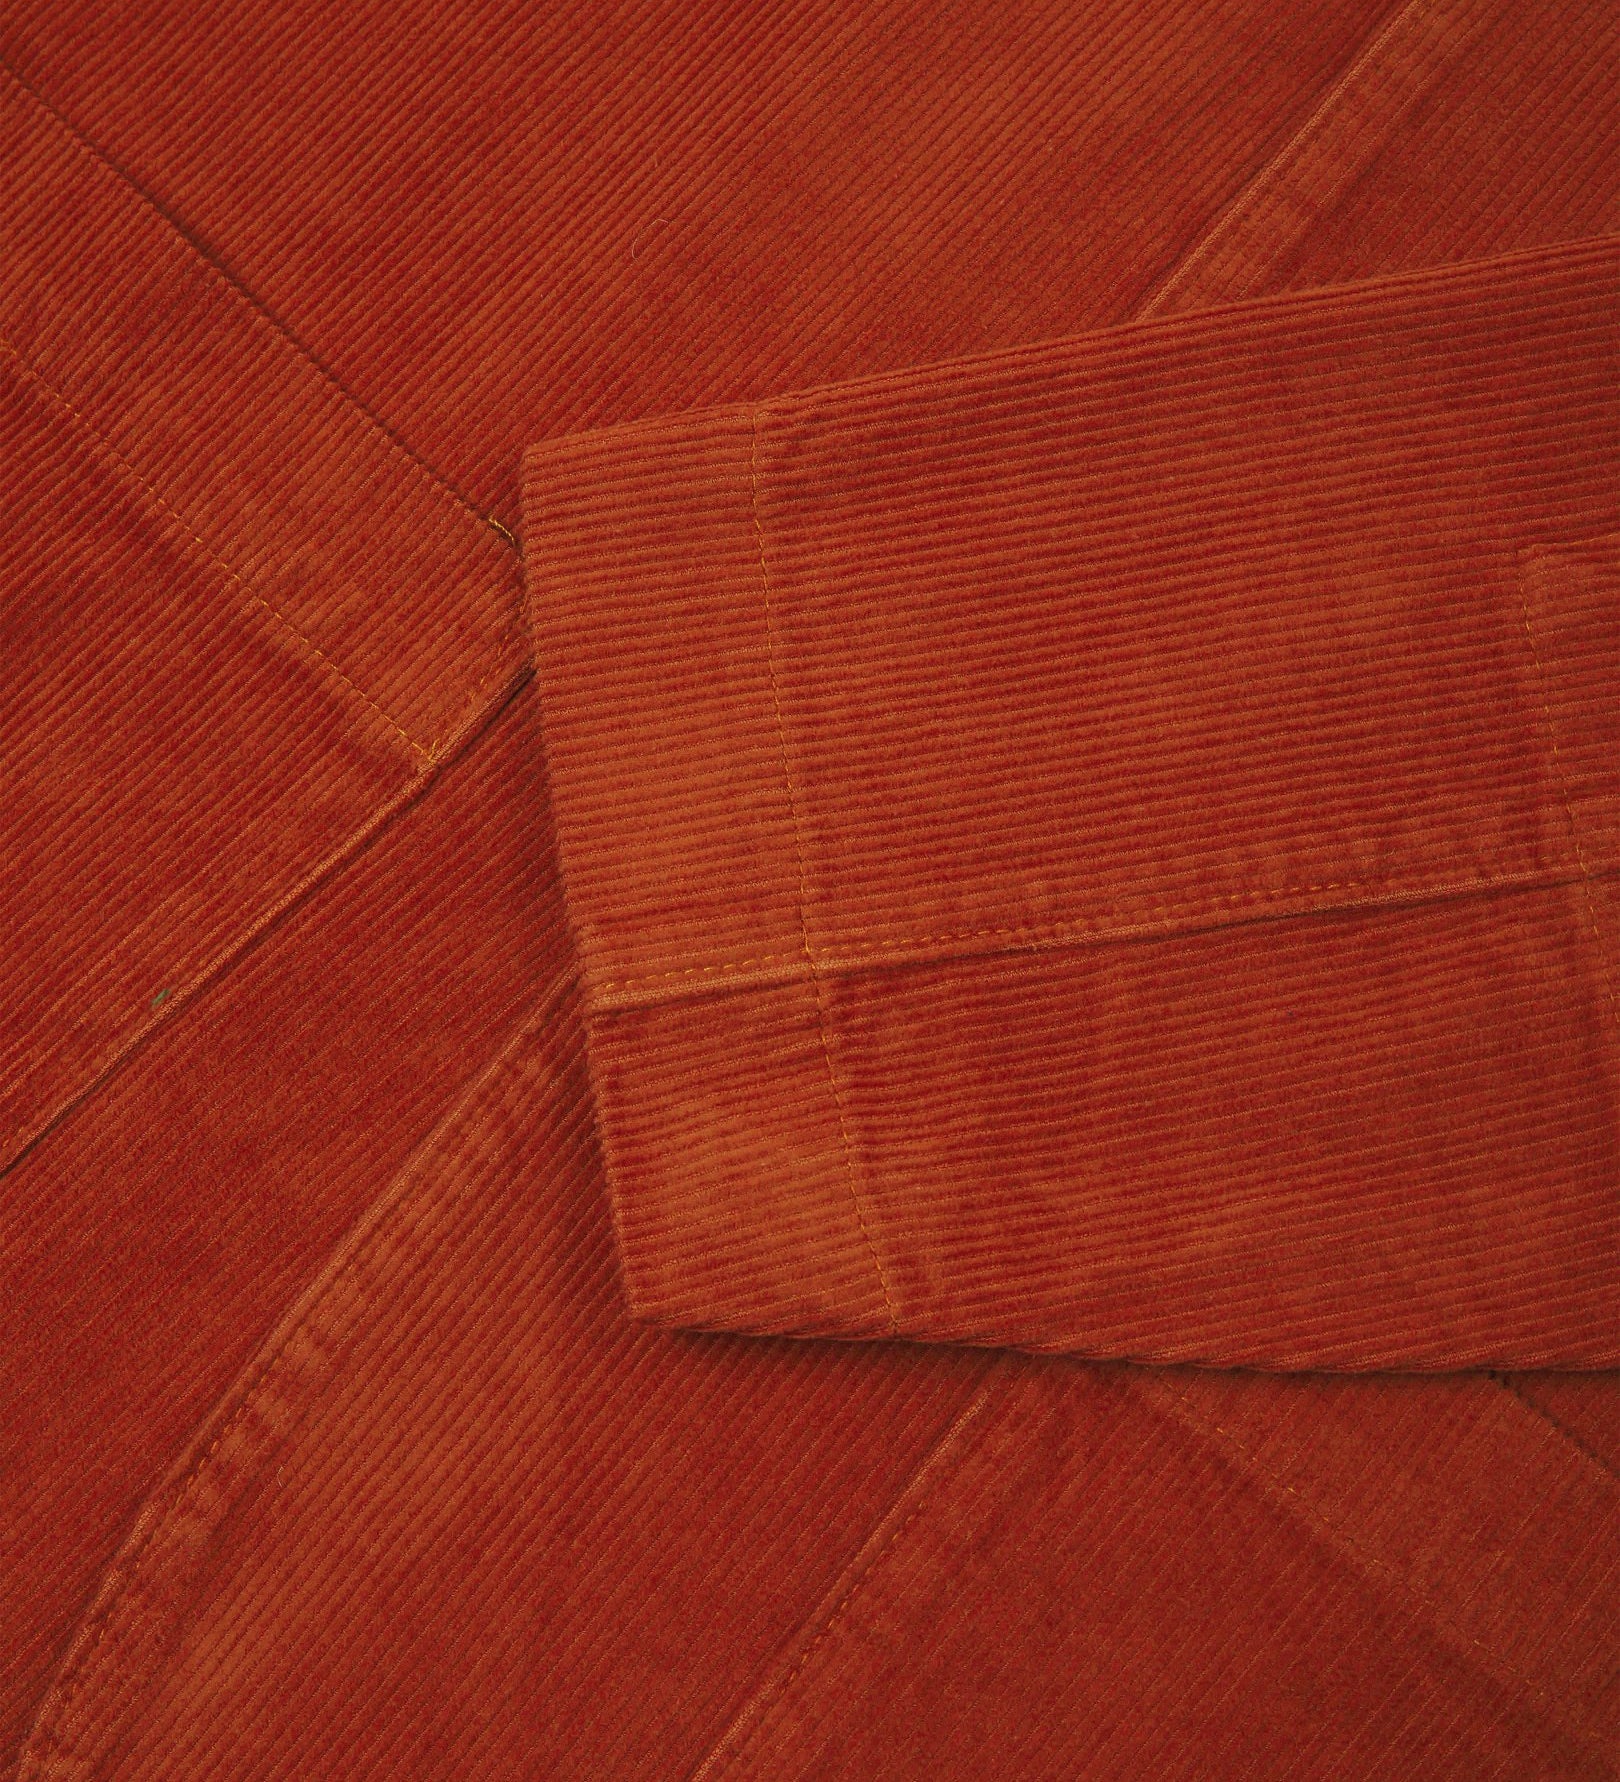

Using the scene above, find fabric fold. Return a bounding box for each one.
[0,69,525,1171]
[526,234,1620,1368]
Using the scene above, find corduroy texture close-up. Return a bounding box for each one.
[527,237,1619,1366]
[1,1,1617,1777]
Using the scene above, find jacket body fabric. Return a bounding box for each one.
[1,1,1617,1776]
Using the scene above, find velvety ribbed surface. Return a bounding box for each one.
[528,237,1620,1364]
[0,0,1398,511]
[0,687,558,1759]
[2,8,1414,1756]
[0,66,523,1173]
[2,1,1617,1776]
[26,1010,1620,1780]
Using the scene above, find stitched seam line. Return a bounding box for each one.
[593,854,1593,997]
[691,1369,1001,1779]
[1488,1373,1620,1489]
[1,57,514,548]
[1517,579,1620,1037]
[21,976,573,1777]
[748,406,899,1334]
[1140,0,1478,316]
[1149,1380,1597,1748]
[0,329,430,765]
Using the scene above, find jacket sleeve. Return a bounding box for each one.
[523,233,1620,1369]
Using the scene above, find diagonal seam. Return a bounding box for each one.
[747,404,900,1334]
[0,329,430,764]
[18,972,573,1779]
[689,1365,1003,1779]
[1138,1376,1614,1762]
[0,54,517,550]
[1489,1373,1620,1489]
[0,791,417,1179]
[1140,0,1496,317]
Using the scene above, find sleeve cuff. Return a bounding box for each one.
[524,235,1620,1367]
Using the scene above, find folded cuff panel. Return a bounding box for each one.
[526,236,1620,1367]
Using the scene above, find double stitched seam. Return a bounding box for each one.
[748,405,899,1334]
[1517,577,1620,1038]
[595,857,1564,997]
[24,1315,340,1774]
[0,329,431,765]
[1142,0,1484,317]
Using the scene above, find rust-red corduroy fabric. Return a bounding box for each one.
[527,236,1620,1367]
[1,1,1617,1777]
